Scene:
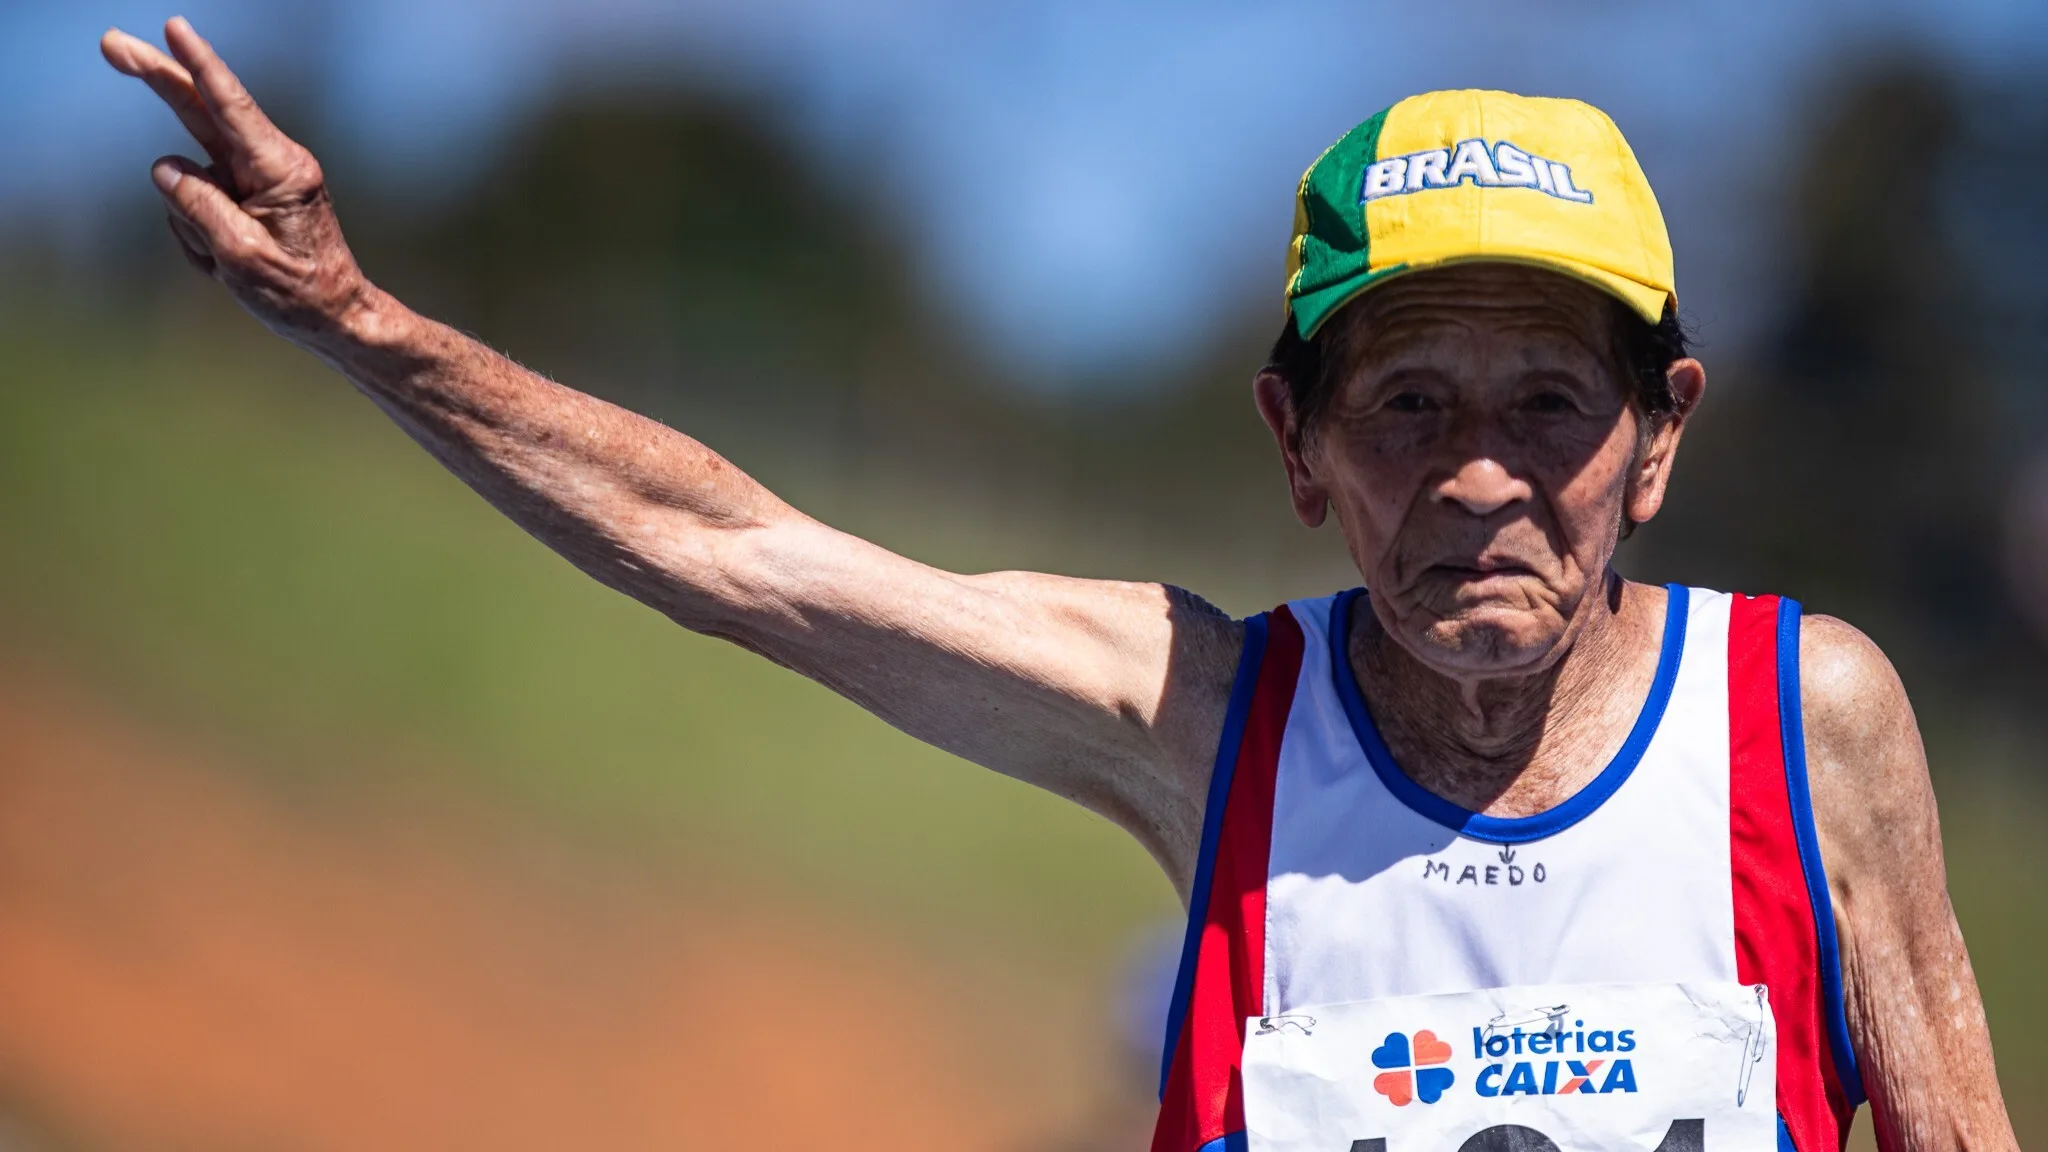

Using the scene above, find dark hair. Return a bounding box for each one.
[1265,297,1692,445]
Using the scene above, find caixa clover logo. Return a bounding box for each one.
[1370,1029,1455,1105]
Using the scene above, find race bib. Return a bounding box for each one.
[1242,982,1775,1152]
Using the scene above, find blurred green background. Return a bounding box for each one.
[2,4,2046,1149]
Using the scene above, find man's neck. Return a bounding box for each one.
[1349,576,1668,818]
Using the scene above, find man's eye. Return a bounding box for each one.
[1387,391,1437,413]
[1524,391,1575,414]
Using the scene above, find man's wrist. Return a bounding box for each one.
[298,280,427,375]
[329,280,408,349]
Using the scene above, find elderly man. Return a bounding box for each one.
[103,18,2014,1152]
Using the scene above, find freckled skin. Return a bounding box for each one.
[1802,618,2016,1152]
[106,21,2015,1149]
[1313,271,1637,674]
[1255,266,1688,817]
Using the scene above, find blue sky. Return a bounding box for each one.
[11,0,2048,378]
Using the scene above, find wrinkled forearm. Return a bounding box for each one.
[1842,891,2014,1152]
[294,285,791,625]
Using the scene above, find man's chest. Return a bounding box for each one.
[1262,710,1737,1013]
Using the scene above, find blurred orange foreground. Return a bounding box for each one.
[0,673,1079,1151]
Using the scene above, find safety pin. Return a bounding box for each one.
[1736,984,1769,1107]
[1255,1014,1318,1036]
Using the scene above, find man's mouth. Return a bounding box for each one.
[1432,562,1538,581]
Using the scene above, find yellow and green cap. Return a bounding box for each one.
[1284,89,1675,338]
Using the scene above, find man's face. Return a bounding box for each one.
[1259,264,1697,679]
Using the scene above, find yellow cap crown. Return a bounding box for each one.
[1286,90,1675,336]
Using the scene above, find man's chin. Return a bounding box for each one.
[1400,586,1571,676]
[1411,617,1559,674]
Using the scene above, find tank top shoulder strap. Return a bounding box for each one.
[1725,592,1865,1152]
[1153,603,1310,1152]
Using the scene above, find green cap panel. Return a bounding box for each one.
[1288,107,1390,338]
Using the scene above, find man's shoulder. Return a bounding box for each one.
[1792,611,1932,866]
[1796,612,1916,767]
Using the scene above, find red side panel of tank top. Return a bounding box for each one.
[1153,606,1305,1152]
[1728,593,1855,1152]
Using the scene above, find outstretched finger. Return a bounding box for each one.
[160,17,289,173]
[102,28,231,170]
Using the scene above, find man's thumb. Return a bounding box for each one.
[150,156,260,257]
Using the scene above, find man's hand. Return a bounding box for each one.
[102,18,369,339]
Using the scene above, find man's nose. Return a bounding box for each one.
[1433,455,1532,517]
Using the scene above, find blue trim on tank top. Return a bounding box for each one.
[1776,597,1867,1108]
[1330,583,1689,845]
[1197,1134,1248,1152]
[1159,612,1271,1099]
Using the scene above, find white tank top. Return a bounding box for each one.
[1265,585,1733,1009]
[1151,586,1864,1152]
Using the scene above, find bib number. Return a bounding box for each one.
[1242,983,1774,1152]
[1345,1117,1703,1152]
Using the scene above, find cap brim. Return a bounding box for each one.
[1293,254,1672,340]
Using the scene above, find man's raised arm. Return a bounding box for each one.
[100,18,1243,895]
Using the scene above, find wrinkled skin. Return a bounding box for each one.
[1269,266,1685,660]
[1255,266,1699,814]
[1314,270,1660,671]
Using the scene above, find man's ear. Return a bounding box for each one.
[1626,357,1707,526]
[1254,370,1330,528]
